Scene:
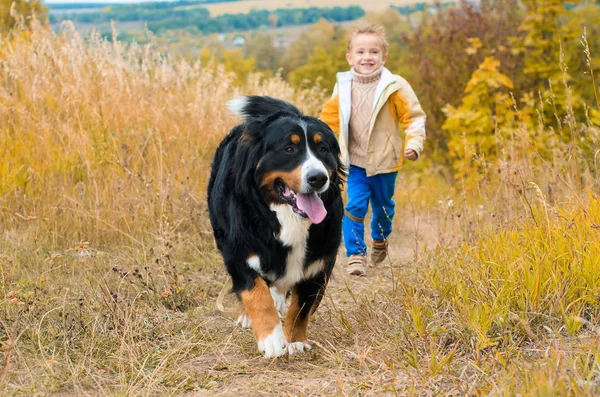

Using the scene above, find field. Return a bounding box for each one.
[202,0,426,16]
[47,0,373,46]
[2,11,600,396]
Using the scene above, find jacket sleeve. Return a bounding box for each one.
[319,85,340,134]
[389,79,426,158]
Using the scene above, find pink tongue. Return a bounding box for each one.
[296,192,327,224]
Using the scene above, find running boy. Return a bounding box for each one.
[320,25,426,276]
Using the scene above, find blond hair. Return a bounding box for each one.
[347,24,388,54]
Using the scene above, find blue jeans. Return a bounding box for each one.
[343,165,397,257]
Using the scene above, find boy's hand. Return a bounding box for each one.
[404,149,418,161]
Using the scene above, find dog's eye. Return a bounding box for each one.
[285,145,295,154]
[318,145,329,153]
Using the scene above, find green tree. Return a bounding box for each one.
[288,44,347,91]
[572,4,600,110]
[243,30,283,73]
[510,0,588,149]
[280,19,340,78]
[443,57,515,184]
[403,0,523,162]
[511,0,579,90]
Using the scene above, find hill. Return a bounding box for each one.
[202,0,426,16]
[49,1,369,35]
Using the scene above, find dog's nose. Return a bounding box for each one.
[306,170,328,190]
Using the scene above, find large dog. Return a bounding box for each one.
[208,96,343,358]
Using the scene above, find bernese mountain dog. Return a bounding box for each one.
[208,96,343,358]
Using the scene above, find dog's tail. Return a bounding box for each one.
[227,95,302,121]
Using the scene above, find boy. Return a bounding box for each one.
[319,25,426,276]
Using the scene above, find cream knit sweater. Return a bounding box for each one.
[348,67,382,168]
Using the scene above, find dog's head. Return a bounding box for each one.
[227,96,342,224]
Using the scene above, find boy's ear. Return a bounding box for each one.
[383,53,388,64]
[345,53,352,65]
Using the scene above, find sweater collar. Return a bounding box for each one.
[336,67,398,131]
[351,67,382,84]
[337,66,393,84]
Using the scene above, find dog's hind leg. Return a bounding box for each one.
[240,277,288,358]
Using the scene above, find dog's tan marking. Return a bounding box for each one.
[235,301,246,317]
[284,290,309,343]
[313,134,322,144]
[291,134,301,145]
[240,278,280,340]
[240,133,252,147]
[260,167,303,193]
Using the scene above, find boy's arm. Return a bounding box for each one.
[319,86,340,134]
[390,80,426,158]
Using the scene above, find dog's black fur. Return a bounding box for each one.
[208,96,343,357]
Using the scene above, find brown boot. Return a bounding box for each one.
[347,254,367,276]
[371,240,388,265]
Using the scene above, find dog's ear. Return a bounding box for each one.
[227,96,302,122]
[230,124,265,198]
[228,96,299,195]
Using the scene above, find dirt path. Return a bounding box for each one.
[188,213,439,396]
[328,211,439,294]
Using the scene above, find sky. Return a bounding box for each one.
[45,0,159,3]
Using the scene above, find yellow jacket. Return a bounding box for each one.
[320,67,426,176]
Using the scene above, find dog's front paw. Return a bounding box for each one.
[287,341,312,355]
[257,324,288,358]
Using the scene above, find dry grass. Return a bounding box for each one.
[1,21,600,396]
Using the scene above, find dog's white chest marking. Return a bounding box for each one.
[246,255,263,276]
[269,204,324,290]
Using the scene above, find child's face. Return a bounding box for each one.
[346,34,387,75]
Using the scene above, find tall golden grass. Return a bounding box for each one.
[1,20,599,395]
[0,20,326,247]
[0,22,331,394]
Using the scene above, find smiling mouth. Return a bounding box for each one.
[274,179,328,224]
[276,179,306,218]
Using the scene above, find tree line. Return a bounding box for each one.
[149,6,364,34]
[48,0,235,12]
[49,1,212,24]
[48,1,365,35]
